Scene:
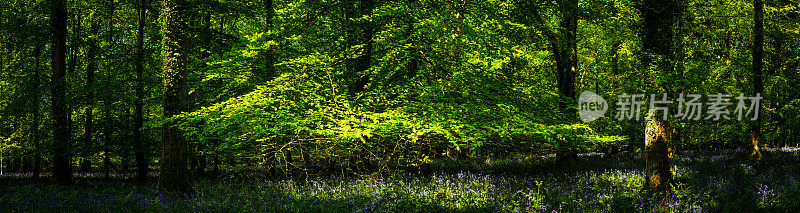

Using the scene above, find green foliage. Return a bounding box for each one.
[0,0,799,177]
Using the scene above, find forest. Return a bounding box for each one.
[0,0,799,211]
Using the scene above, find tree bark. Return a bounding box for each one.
[645,117,671,190]
[135,0,148,184]
[104,104,112,180]
[259,0,275,82]
[32,45,43,180]
[258,0,277,176]
[640,0,676,191]
[345,0,375,96]
[770,36,783,147]
[750,0,764,158]
[51,0,73,184]
[554,0,579,167]
[68,10,80,75]
[99,0,117,180]
[158,0,192,194]
[82,18,98,174]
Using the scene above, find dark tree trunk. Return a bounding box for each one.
[286,148,293,164]
[750,0,764,158]
[402,8,418,81]
[212,155,219,178]
[11,154,21,173]
[345,0,375,96]
[610,41,621,87]
[158,0,192,194]
[197,155,206,176]
[82,19,98,175]
[259,0,277,177]
[51,0,73,184]
[100,0,117,180]
[32,45,43,180]
[135,0,148,183]
[24,156,32,173]
[264,148,276,176]
[770,36,783,147]
[103,105,112,180]
[259,0,275,82]
[640,0,676,191]
[554,0,579,167]
[103,139,110,180]
[122,154,129,172]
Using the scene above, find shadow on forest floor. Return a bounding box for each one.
[1,148,799,212]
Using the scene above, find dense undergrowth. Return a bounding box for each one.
[1,148,798,212]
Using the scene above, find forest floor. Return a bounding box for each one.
[1,148,799,212]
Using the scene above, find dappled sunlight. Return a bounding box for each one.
[1,0,799,210]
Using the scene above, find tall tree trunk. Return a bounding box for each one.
[159,0,192,193]
[32,45,43,180]
[82,19,98,174]
[345,0,375,96]
[212,155,219,178]
[102,0,117,180]
[750,0,764,158]
[51,0,73,184]
[554,0,579,167]
[640,0,676,191]
[104,104,112,180]
[134,0,148,183]
[406,23,418,80]
[610,41,621,87]
[402,3,419,82]
[259,0,276,176]
[68,10,80,75]
[770,36,783,147]
[260,0,275,82]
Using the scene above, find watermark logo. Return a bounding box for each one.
[578,91,762,123]
[578,91,608,123]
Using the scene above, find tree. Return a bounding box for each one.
[345,0,375,96]
[31,44,43,180]
[134,0,148,183]
[82,17,98,174]
[520,0,580,166]
[750,0,764,158]
[259,0,276,176]
[640,0,676,191]
[258,0,275,82]
[50,0,73,184]
[553,0,579,166]
[158,0,192,193]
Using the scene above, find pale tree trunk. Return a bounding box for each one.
[645,118,671,190]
